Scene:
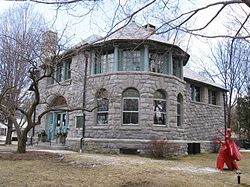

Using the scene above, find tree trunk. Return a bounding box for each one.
[17,133,27,153]
[227,109,231,128]
[5,120,12,145]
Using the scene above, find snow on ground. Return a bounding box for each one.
[168,165,219,174]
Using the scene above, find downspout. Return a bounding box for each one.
[80,52,88,153]
[223,91,227,137]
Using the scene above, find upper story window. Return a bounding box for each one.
[48,58,72,85]
[190,84,201,102]
[94,51,115,74]
[96,89,109,125]
[64,59,71,80]
[122,50,140,71]
[153,90,167,125]
[208,89,217,105]
[122,88,140,125]
[149,53,165,73]
[173,56,181,78]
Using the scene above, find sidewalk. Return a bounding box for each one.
[0,143,77,154]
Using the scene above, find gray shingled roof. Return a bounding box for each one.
[100,22,168,44]
[183,67,225,90]
[74,22,172,46]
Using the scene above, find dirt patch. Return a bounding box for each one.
[0,151,60,161]
[120,180,155,187]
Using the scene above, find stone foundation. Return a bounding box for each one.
[65,138,217,157]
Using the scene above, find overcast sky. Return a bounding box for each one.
[0,0,248,72]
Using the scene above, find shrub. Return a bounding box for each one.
[147,138,180,158]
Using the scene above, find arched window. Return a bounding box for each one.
[153,90,167,125]
[96,89,109,125]
[122,88,139,124]
[177,93,183,127]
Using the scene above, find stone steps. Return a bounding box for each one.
[33,141,69,150]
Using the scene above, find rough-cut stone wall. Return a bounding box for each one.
[36,54,86,134]
[185,83,225,142]
[84,72,187,141]
[36,53,225,155]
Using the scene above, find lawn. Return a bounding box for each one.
[0,145,249,187]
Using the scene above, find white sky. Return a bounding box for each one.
[0,0,249,72]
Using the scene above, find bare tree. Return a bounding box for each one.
[204,38,250,128]
[7,0,249,40]
[0,3,100,153]
[0,4,47,144]
[0,5,46,152]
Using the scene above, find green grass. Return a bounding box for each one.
[0,145,249,187]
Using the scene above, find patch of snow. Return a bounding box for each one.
[168,166,219,174]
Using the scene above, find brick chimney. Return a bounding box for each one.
[41,31,57,62]
[144,23,156,33]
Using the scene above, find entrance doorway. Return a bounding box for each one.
[47,112,69,140]
[46,96,69,141]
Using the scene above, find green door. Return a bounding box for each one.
[55,112,68,136]
[47,112,69,140]
[47,112,55,140]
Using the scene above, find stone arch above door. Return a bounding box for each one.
[46,95,69,141]
[50,96,67,107]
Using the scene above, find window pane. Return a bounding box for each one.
[122,50,140,71]
[107,53,115,72]
[123,88,139,97]
[153,90,165,99]
[173,56,181,78]
[96,89,109,125]
[123,112,130,124]
[177,94,182,102]
[154,100,166,112]
[195,86,201,102]
[65,60,71,80]
[154,113,166,125]
[97,99,109,111]
[177,116,181,127]
[123,99,138,111]
[131,113,139,124]
[97,113,108,124]
[191,85,201,102]
[177,93,182,127]
[177,103,181,114]
[123,112,138,124]
[76,116,83,128]
[56,63,63,82]
[0,128,6,136]
[149,53,164,73]
[212,91,216,105]
[56,114,61,127]
[62,114,66,126]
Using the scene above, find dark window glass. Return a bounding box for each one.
[153,90,167,125]
[96,89,109,125]
[191,85,201,102]
[122,88,139,125]
[76,116,83,128]
[177,93,183,127]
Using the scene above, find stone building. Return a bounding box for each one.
[37,22,225,155]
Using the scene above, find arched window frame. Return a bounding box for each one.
[153,90,167,125]
[122,88,140,125]
[96,89,109,125]
[177,93,183,127]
